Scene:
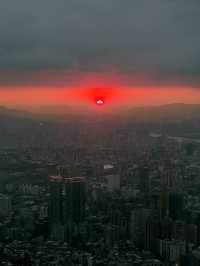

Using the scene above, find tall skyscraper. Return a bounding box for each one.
[0,193,12,214]
[48,175,86,241]
[48,175,63,224]
[48,175,64,240]
[169,192,184,220]
[139,166,150,195]
[63,177,86,225]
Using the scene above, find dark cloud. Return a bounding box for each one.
[0,0,200,86]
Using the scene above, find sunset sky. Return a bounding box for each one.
[0,0,200,110]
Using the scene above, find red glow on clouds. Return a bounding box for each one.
[0,86,200,112]
[0,70,200,111]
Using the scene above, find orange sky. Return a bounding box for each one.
[0,86,200,111]
[0,71,200,111]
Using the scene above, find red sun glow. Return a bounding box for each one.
[1,84,200,110]
[96,98,105,105]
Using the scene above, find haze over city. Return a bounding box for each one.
[1,1,200,266]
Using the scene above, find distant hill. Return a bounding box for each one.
[0,106,52,148]
[17,103,200,121]
[124,103,200,122]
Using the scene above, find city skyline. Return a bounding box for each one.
[1,1,200,265]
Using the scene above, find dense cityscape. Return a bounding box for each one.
[1,0,200,265]
[0,110,200,266]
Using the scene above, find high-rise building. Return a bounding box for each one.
[48,176,64,240]
[63,177,86,225]
[130,208,150,248]
[48,175,86,241]
[145,217,160,252]
[0,193,12,214]
[169,192,184,220]
[139,166,150,195]
[159,239,186,263]
[48,176,63,224]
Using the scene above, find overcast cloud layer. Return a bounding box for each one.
[0,0,200,87]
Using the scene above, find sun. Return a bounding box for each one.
[96,97,105,106]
